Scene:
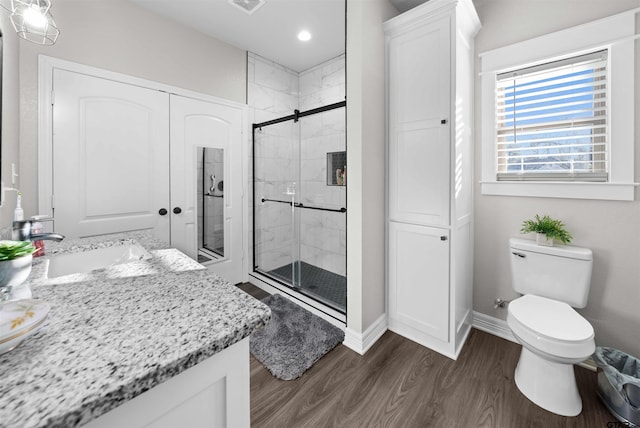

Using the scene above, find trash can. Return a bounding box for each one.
[593,347,640,426]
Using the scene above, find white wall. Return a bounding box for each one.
[346,0,398,333]
[473,0,640,357]
[0,9,22,228]
[16,0,247,219]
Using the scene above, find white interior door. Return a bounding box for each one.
[170,95,244,284]
[52,69,170,241]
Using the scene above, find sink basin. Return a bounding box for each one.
[46,243,152,278]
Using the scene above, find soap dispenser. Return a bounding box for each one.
[30,215,48,257]
[13,192,24,221]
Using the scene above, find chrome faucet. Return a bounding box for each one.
[12,220,65,242]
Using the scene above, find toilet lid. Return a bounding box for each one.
[509,295,594,342]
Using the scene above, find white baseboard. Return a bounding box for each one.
[472,311,597,371]
[472,311,517,343]
[344,314,387,355]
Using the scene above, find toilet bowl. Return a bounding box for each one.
[508,294,595,416]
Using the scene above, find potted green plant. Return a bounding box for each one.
[520,214,572,246]
[0,241,36,299]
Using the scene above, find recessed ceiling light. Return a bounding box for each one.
[297,30,312,42]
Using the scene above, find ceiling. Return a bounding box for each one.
[128,0,346,72]
[390,0,428,13]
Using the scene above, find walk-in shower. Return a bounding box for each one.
[252,101,346,314]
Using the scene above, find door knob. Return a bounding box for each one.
[158,208,168,216]
[173,207,182,214]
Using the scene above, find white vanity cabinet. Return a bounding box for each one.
[384,0,480,359]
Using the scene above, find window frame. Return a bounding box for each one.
[479,9,637,201]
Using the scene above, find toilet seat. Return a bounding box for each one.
[507,294,595,359]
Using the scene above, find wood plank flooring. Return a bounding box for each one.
[237,283,615,427]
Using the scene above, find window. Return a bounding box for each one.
[479,9,636,201]
[496,50,608,182]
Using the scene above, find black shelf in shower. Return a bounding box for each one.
[261,198,346,213]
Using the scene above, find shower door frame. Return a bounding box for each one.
[251,100,347,321]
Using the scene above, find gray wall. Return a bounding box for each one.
[473,0,640,357]
[15,0,247,220]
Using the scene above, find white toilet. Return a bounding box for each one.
[507,238,595,417]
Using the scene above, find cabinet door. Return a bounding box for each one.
[388,15,451,226]
[388,221,449,342]
[52,69,170,241]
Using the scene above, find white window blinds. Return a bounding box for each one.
[496,50,608,181]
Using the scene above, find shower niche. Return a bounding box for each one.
[327,151,346,186]
[197,147,225,263]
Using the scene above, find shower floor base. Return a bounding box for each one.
[266,261,346,313]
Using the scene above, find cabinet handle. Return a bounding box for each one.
[173,207,182,214]
[158,208,168,216]
[440,236,447,241]
[512,251,526,258]
[441,119,447,124]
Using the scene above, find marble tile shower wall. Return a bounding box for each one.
[299,55,346,110]
[249,53,299,272]
[253,125,299,272]
[249,53,346,277]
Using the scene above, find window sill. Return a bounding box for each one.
[480,181,637,201]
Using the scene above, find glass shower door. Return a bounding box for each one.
[253,104,347,314]
[253,118,300,288]
[294,107,347,312]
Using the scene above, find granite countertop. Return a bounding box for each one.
[0,231,271,428]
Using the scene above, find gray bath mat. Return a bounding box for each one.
[250,294,345,380]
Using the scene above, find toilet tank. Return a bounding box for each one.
[509,238,593,308]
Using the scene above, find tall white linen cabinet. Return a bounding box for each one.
[384,0,480,359]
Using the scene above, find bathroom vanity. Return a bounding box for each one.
[0,232,270,427]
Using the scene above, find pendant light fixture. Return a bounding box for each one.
[10,0,59,45]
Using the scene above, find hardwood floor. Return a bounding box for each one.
[238,282,270,300]
[237,284,615,427]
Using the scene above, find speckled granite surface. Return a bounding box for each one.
[0,231,270,428]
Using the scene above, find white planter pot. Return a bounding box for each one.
[0,254,33,289]
[536,233,554,247]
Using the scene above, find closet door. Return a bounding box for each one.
[170,95,244,284]
[52,69,170,241]
[388,15,451,227]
